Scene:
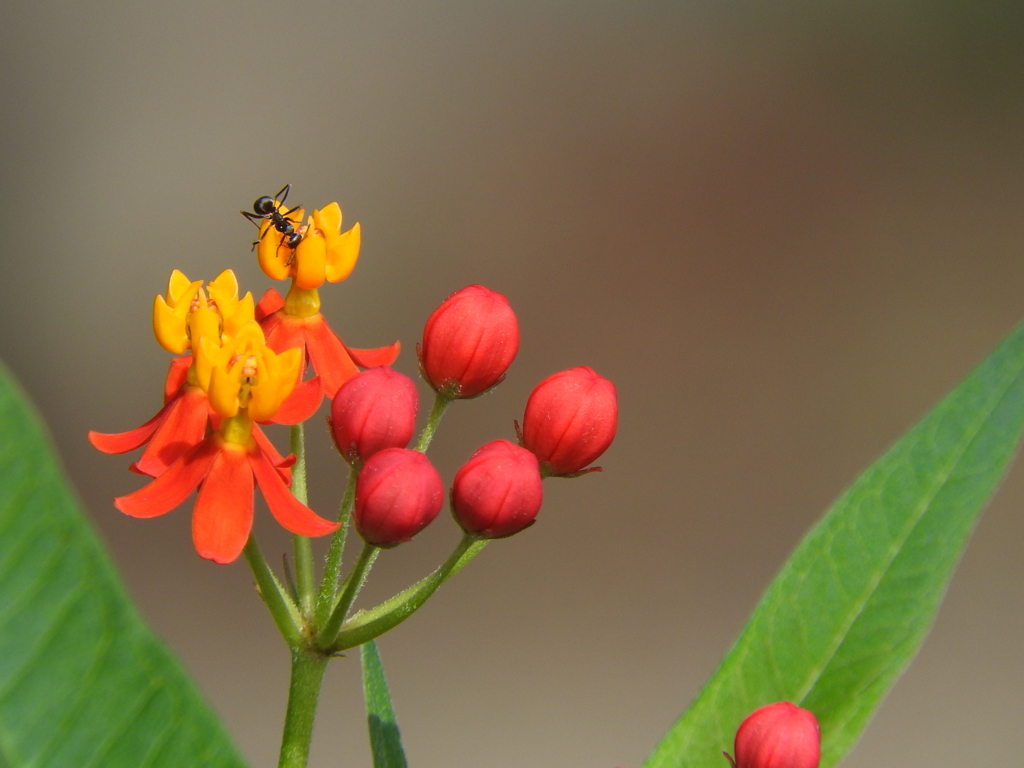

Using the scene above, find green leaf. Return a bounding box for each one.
[644,320,1024,768]
[361,640,408,768]
[0,362,247,767]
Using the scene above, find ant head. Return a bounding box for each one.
[253,196,276,216]
[284,232,303,249]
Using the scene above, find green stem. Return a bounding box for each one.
[319,542,379,649]
[331,534,486,652]
[314,465,358,627]
[414,392,452,452]
[290,423,316,615]
[277,649,329,768]
[243,535,304,648]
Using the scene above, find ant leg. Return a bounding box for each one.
[274,183,291,206]
[249,220,276,251]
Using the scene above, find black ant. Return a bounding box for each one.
[240,184,304,252]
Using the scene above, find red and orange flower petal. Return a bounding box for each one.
[89,405,168,455]
[304,314,360,398]
[249,446,338,537]
[255,288,286,322]
[192,443,255,564]
[270,375,323,425]
[114,438,221,519]
[251,425,294,485]
[134,387,211,478]
[164,355,192,403]
[345,341,401,369]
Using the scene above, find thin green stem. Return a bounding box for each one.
[314,465,358,627]
[243,535,304,648]
[331,534,486,652]
[319,541,379,649]
[414,392,452,452]
[290,423,316,615]
[278,649,329,768]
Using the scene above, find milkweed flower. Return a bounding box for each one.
[152,268,255,357]
[89,270,255,477]
[114,321,337,564]
[725,702,821,768]
[257,201,360,290]
[521,366,618,476]
[253,198,401,398]
[418,285,519,398]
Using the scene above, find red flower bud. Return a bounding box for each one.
[726,702,821,768]
[354,448,444,547]
[521,366,618,476]
[419,285,519,398]
[451,440,543,538]
[329,367,418,464]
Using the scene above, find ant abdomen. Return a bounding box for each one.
[253,196,277,216]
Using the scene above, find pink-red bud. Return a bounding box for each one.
[354,448,444,548]
[727,702,821,768]
[329,367,418,464]
[451,440,543,538]
[521,366,618,476]
[419,285,519,398]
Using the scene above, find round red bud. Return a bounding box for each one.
[329,367,418,464]
[729,702,820,768]
[521,366,618,476]
[452,440,543,539]
[419,285,519,398]
[354,448,444,548]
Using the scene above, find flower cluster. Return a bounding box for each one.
[90,190,618,659]
[88,187,622,768]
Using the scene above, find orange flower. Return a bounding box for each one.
[114,322,337,563]
[89,270,319,477]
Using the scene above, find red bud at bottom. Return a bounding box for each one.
[727,702,820,768]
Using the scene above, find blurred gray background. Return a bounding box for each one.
[2,1,1023,766]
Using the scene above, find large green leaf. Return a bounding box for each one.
[361,641,408,768]
[0,363,247,767]
[644,320,1024,768]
